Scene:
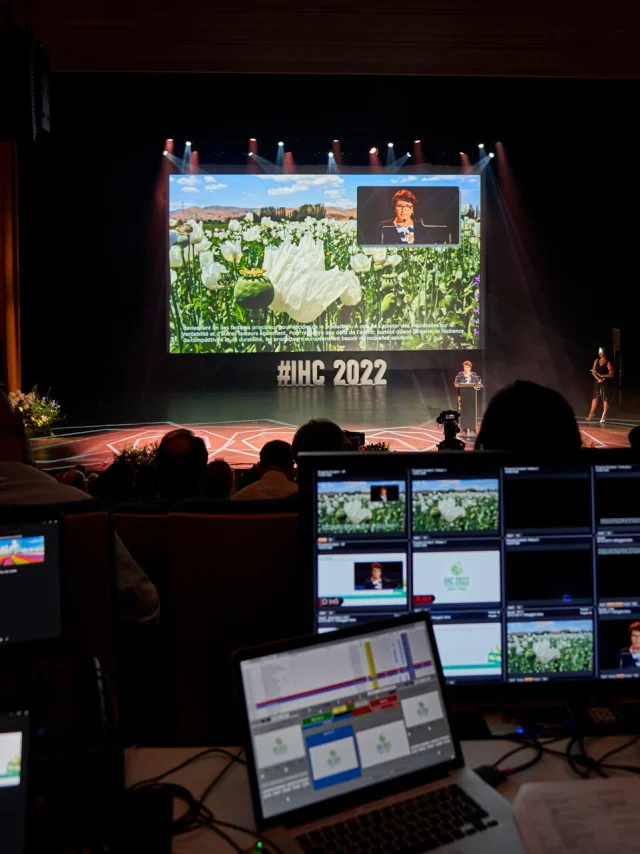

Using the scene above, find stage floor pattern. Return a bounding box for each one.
[31,417,632,471]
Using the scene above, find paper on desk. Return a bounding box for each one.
[514,779,640,854]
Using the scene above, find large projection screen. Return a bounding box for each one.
[168,170,482,353]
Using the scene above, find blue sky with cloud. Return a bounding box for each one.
[169,172,481,212]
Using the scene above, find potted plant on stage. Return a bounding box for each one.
[8,387,63,437]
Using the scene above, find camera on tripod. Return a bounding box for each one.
[436,410,466,451]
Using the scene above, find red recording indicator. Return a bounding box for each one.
[413,595,435,605]
[318,597,344,607]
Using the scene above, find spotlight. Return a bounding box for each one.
[388,142,393,148]
[369,147,378,155]
[478,143,484,149]
[168,138,173,142]
[278,141,284,147]
[328,152,334,157]
[249,137,257,141]
[333,139,339,142]
[163,150,168,156]
[186,141,192,146]
[406,152,411,157]
[248,152,254,157]
[414,139,421,143]
[489,152,495,159]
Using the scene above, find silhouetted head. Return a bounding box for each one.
[155,428,208,499]
[260,440,295,478]
[475,381,582,452]
[203,460,236,500]
[629,426,640,450]
[292,419,351,462]
[57,469,87,492]
[96,461,136,503]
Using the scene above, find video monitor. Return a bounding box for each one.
[301,450,640,688]
[168,170,482,353]
[0,519,61,646]
[0,710,29,854]
[356,186,460,247]
[503,468,591,533]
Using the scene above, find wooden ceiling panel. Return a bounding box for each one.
[20,0,640,77]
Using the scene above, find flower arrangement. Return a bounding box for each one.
[8,387,62,437]
[360,441,392,452]
[115,442,159,469]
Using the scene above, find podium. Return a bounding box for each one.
[455,382,483,437]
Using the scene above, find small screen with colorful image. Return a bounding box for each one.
[317,480,406,536]
[0,536,45,567]
[412,479,499,534]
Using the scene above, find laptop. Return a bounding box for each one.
[235,613,525,853]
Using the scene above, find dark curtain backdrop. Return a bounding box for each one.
[17,74,640,422]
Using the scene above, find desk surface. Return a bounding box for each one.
[125,737,640,853]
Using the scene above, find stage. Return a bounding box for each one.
[31,415,633,471]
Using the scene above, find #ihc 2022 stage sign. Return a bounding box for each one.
[168,170,483,355]
[276,358,388,387]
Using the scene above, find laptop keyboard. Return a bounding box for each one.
[295,783,499,853]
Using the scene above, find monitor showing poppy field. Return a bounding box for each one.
[168,171,482,353]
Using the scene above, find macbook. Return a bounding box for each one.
[235,613,525,853]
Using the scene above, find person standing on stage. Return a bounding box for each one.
[587,347,614,423]
[455,360,480,385]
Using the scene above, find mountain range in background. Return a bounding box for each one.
[169,204,357,222]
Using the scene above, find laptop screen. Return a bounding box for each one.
[303,450,640,686]
[0,711,29,853]
[0,519,62,646]
[240,620,456,820]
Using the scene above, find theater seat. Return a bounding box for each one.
[168,508,306,744]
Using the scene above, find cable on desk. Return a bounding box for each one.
[129,746,246,791]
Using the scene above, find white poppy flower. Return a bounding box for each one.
[347,244,359,256]
[170,269,177,285]
[169,245,184,268]
[194,237,212,253]
[243,226,261,242]
[220,241,242,264]
[437,496,466,523]
[244,212,254,222]
[169,231,179,246]
[261,216,275,228]
[341,272,362,306]
[461,202,471,216]
[201,261,228,290]
[342,497,372,525]
[473,221,481,238]
[198,250,213,268]
[169,219,177,227]
[372,247,387,264]
[263,232,362,323]
[227,219,242,233]
[385,254,402,267]
[187,219,204,244]
[350,253,372,274]
[363,247,375,256]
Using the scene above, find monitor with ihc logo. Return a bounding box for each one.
[299,449,640,688]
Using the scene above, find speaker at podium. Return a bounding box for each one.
[454,363,483,437]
